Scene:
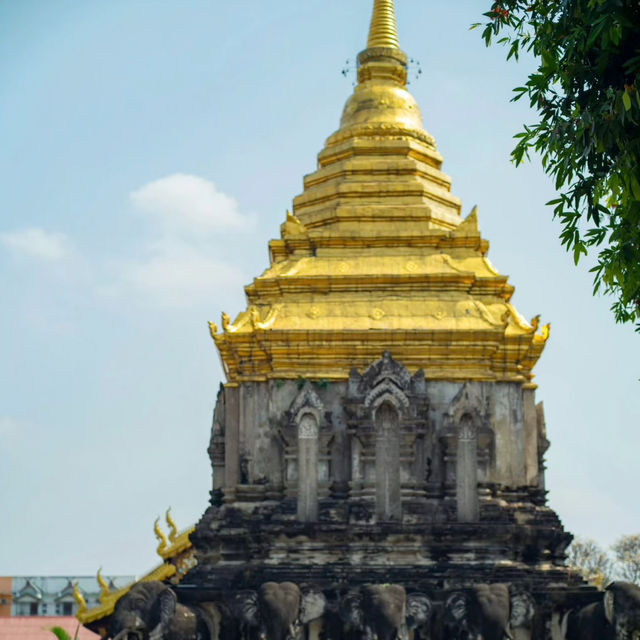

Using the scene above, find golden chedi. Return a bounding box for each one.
[211,0,548,384]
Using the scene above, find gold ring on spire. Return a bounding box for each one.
[367,0,400,49]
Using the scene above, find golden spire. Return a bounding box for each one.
[367,0,400,49]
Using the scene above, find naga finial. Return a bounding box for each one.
[208,321,218,339]
[533,322,551,345]
[166,507,178,544]
[530,315,541,332]
[540,323,551,340]
[97,568,110,602]
[73,583,87,615]
[154,517,168,556]
[221,312,231,332]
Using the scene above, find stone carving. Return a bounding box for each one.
[536,401,550,490]
[208,384,226,506]
[565,582,640,640]
[106,581,545,640]
[345,352,429,520]
[508,586,536,640]
[405,592,433,640]
[443,584,511,640]
[440,383,494,521]
[229,582,327,640]
[337,585,406,640]
[109,581,216,640]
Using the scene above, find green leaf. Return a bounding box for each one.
[573,242,587,265]
[49,628,72,640]
[623,91,632,111]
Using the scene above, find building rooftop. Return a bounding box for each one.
[0,616,98,640]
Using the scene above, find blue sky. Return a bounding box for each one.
[1,1,638,578]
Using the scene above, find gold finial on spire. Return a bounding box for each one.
[367,0,400,49]
[165,507,178,544]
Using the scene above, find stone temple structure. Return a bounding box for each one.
[78,2,640,639]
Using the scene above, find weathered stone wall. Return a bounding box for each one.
[209,355,547,518]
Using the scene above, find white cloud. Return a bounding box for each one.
[109,238,246,309]
[0,227,71,261]
[130,173,252,234]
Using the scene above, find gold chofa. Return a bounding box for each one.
[367,0,400,48]
[210,1,549,384]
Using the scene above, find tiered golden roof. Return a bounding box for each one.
[211,0,548,384]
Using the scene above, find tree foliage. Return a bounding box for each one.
[612,534,640,583]
[566,537,615,587]
[567,535,640,587]
[475,0,640,330]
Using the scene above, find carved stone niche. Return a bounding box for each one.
[280,383,332,522]
[345,352,429,522]
[440,383,494,522]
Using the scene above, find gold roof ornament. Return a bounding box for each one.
[367,0,400,48]
[166,508,178,544]
[77,518,196,625]
[154,517,168,556]
[96,568,110,604]
[72,583,87,616]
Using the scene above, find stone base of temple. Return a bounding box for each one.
[162,496,606,640]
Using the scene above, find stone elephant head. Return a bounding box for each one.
[232,581,323,640]
[405,592,433,640]
[109,581,210,640]
[567,582,640,640]
[507,586,536,640]
[340,584,406,640]
[444,583,511,640]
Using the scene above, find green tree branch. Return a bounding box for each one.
[475,0,640,331]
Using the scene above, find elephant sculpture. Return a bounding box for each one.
[232,581,326,640]
[405,592,433,640]
[565,581,640,640]
[340,584,407,640]
[109,581,216,640]
[508,586,536,640]
[444,583,511,640]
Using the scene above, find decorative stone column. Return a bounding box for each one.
[375,402,401,521]
[456,414,479,522]
[297,412,319,522]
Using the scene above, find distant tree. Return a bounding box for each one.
[475,1,640,331]
[566,537,615,588]
[612,534,640,583]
